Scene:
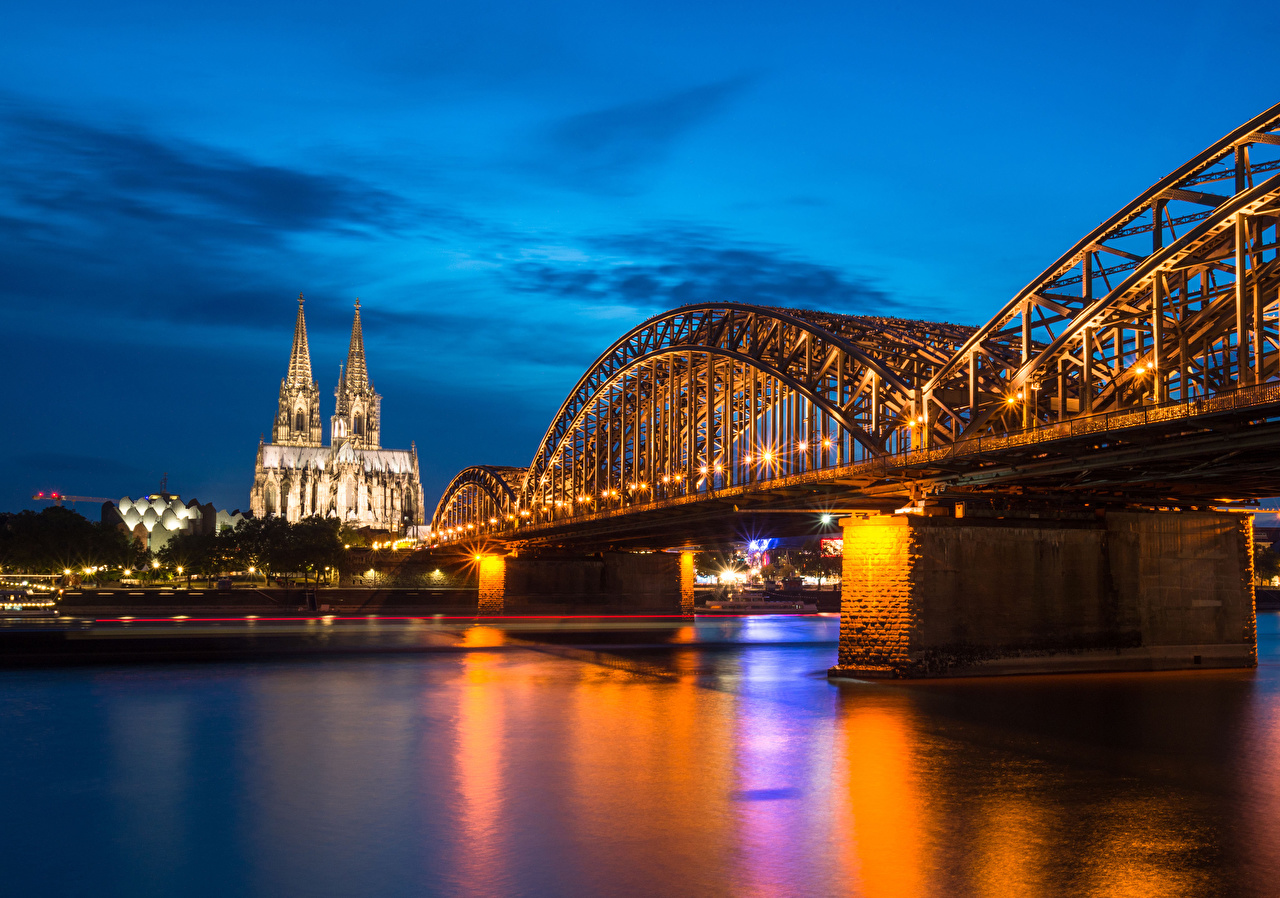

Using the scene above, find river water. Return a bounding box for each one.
[2,613,1278,897]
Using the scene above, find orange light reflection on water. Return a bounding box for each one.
[835,697,929,897]
[563,652,737,893]
[449,650,510,898]
[460,626,505,648]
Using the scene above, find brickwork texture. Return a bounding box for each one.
[834,510,1257,677]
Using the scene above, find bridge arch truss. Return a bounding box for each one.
[430,465,525,536]
[430,102,1280,540]
[922,101,1280,443]
[510,305,972,523]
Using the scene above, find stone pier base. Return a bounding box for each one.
[829,510,1257,679]
[477,555,507,615]
[475,550,682,615]
[679,550,696,616]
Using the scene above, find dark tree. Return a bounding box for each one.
[0,506,139,575]
[229,516,341,587]
[1256,544,1280,583]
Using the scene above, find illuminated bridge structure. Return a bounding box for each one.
[433,101,1280,549]
[429,103,1280,677]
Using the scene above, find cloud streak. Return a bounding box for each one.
[501,225,898,316]
[532,77,752,191]
[0,102,483,336]
[0,109,412,237]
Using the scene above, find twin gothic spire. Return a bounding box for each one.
[286,295,369,389]
[285,295,372,391]
[278,295,381,450]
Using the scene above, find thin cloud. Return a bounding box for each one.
[0,103,478,333]
[533,77,753,192]
[0,110,409,235]
[501,225,900,315]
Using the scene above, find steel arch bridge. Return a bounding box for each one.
[431,102,1280,543]
[433,465,526,535]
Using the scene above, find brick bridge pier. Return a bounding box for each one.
[830,509,1258,678]
[477,550,696,615]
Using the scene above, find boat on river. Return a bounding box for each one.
[701,588,817,614]
[0,588,60,616]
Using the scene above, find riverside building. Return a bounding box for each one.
[249,296,424,531]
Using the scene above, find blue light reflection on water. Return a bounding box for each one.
[0,614,1277,897]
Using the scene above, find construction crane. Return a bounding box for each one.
[32,491,114,508]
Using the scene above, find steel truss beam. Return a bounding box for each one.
[431,465,525,537]
[924,101,1280,440]
[430,103,1280,544]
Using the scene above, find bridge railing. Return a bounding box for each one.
[914,378,1280,467]
[478,377,1280,537]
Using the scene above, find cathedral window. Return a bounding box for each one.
[264,484,276,515]
[354,413,363,435]
[295,410,305,431]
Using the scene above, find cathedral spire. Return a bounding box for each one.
[344,298,368,389]
[331,297,381,450]
[272,293,323,448]
[287,293,313,385]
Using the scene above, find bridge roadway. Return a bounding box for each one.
[493,379,1280,550]
[423,103,1280,676]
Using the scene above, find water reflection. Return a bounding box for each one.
[451,651,510,898]
[836,700,927,898]
[0,616,1275,897]
[107,689,191,892]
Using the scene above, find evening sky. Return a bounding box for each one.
[3,0,1279,513]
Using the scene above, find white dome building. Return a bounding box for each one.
[103,492,246,552]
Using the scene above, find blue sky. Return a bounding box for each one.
[3,0,1279,515]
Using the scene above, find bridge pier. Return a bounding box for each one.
[830,509,1257,678]
[679,550,696,616]
[475,551,683,615]
[477,554,506,615]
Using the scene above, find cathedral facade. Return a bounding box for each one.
[249,296,424,531]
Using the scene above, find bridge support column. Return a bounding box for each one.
[830,509,1257,679]
[477,554,507,615]
[476,551,682,613]
[680,550,696,616]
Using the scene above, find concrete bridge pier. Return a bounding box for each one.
[829,509,1258,679]
[476,550,687,615]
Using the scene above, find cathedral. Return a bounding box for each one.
[249,296,424,531]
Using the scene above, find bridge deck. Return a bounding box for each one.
[493,379,1280,549]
